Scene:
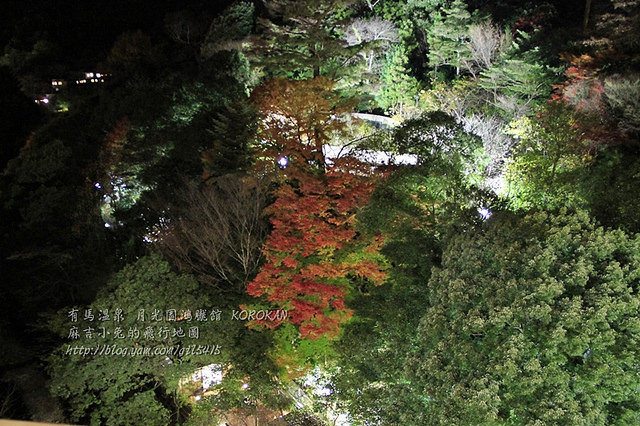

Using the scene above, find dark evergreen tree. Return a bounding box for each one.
[250,0,357,78]
[409,209,640,424]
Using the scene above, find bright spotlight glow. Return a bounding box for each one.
[42,98,49,104]
[317,387,332,396]
[104,222,111,228]
[94,182,101,189]
[478,207,492,220]
[278,156,288,167]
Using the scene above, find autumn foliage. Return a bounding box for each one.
[249,76,354,176]
[101,117,131,169]
[552,53,631,148]
[246,78,387,341]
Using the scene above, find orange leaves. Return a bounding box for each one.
[282,256,299,268]
[245,76,387,346]
[250,77,351,176]
[300,263,343,280]
[246,153,386,340]
[246,166,386,339]
[100,117,131,169]
[552,51,631,149]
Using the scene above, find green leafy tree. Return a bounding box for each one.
[478,31,560,117]
[201,2,255,56]
[479,57,554,113]
[201,100,257,180]
[604,75,640,137]
[392,111,487,184]
[48,255,208,424]
[504,101,586,210]
[578,147,640,234]
[48,254,282,425]
[250,0,357,78]
[0,115,112,315]
[376,44,420,115]
[426,0,472,77]
[408,209,640,425]
[328,115,491,424]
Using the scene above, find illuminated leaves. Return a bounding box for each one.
[250,77,354,176]
[409,210,640,424]
[246,164,386,340]
[100,117,131,171]
[246,77,388,359]
[250,0,353,78]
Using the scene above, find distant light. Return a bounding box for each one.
[278,157,288,168]
[191,363,223,390]
[94,182,101,189]
[41,98,49,104]
[104,222,111,228]
[478,207,492,220]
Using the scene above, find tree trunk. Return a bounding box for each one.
[583,0,592,33]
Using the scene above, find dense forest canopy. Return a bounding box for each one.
[1,0,640,424]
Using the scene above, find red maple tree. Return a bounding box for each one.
[551,53,630,150]
[246,77,387,340]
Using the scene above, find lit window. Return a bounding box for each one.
[86,72,94,78]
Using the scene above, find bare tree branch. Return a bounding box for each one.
[156,175,269,292]
[465,21,509,73]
